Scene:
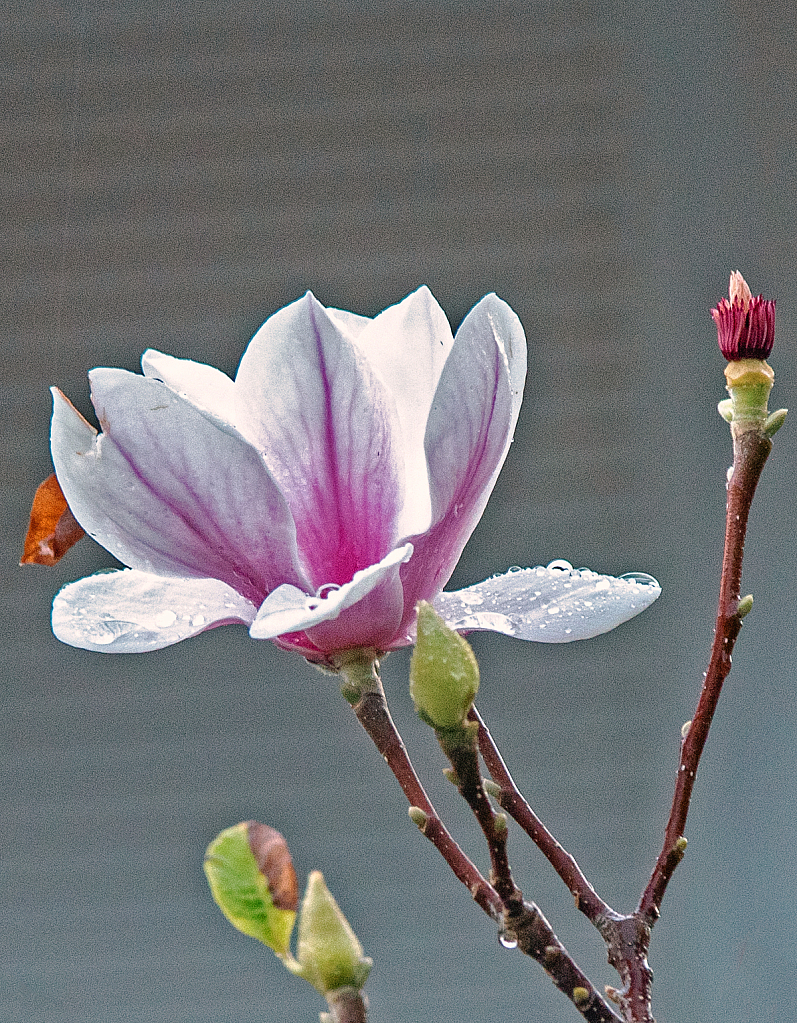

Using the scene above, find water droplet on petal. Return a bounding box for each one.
[154,609,177,628]
[192,614,206,627]
[619,572,659,588]
[85,620,138,645]
[498,931,518,949]
[547,559,573,573]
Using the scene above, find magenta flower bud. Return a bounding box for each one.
[711,271,776,361]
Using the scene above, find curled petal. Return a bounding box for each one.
[250,543,413,640]
[52,570,257,652]
[433,561,661,642]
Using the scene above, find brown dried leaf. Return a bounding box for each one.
[21,473,86,566]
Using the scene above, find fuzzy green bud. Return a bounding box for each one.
[294,871,372,996]
[409,602,480,729]
[572,986,590,1007]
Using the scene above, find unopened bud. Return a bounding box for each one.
[410,602,480,729]
[295,871,372,996]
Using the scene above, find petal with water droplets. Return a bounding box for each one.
[52,570,257,652]
[433,563,661,642]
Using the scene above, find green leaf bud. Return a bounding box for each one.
[409,601,480,729]
[203,822,297,959]
[295,871,372,996]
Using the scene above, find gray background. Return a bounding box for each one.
[3,2,796,1021]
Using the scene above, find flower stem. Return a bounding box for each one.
[506,900,624,1023]
[434,717,524,913]
[322,986,369,1023]
[336,652,623,1021]
[335,650,503,920]
[471,706,614,926]
[639,426,774,924]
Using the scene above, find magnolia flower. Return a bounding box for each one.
[50,288,660,662]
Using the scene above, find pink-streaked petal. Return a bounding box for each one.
[235,293,404,589]
[433,562,661,643]
[141,350,238,430]
[399,295,527,614]
[51,374,307,605]
[348,286,456,538]
[250,542,412,641]
[52,570,257,652]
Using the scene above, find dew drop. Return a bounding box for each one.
[547,559,573,573]
[154,609,177,628]
[498,931,518,950]
[619,572,659,588]
[192,614,206,628]
[85,620,137,645]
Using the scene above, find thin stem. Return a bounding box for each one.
[471,706,615,927]
[336,651,503,919]
[323,986,369,1023]
[507,900,624,1023]
[435,720,524,913]
[639,428,773,924]
[336,652,622,1022]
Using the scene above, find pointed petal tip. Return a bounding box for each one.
[434,562,660,643]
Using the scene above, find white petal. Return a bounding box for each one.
[325,307,373,339]
[52,570,257,652]
[347,287,456,538]
[250,543,413,640]
[433,561,661,642]
[141,350,239,432]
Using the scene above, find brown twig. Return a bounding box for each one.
[337,651,623,1023]
[335,651,503,919]
[471,705,615,927]
[434,719,524,913]
[639,428,773,924]
[507,899,624,1023]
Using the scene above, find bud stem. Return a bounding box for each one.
[322,986,369,1023]
[334,649,503,920]
[640,418,776,922]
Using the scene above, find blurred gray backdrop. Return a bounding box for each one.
[4,2,796,1021]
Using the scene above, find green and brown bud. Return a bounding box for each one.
[203,821,298,959]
